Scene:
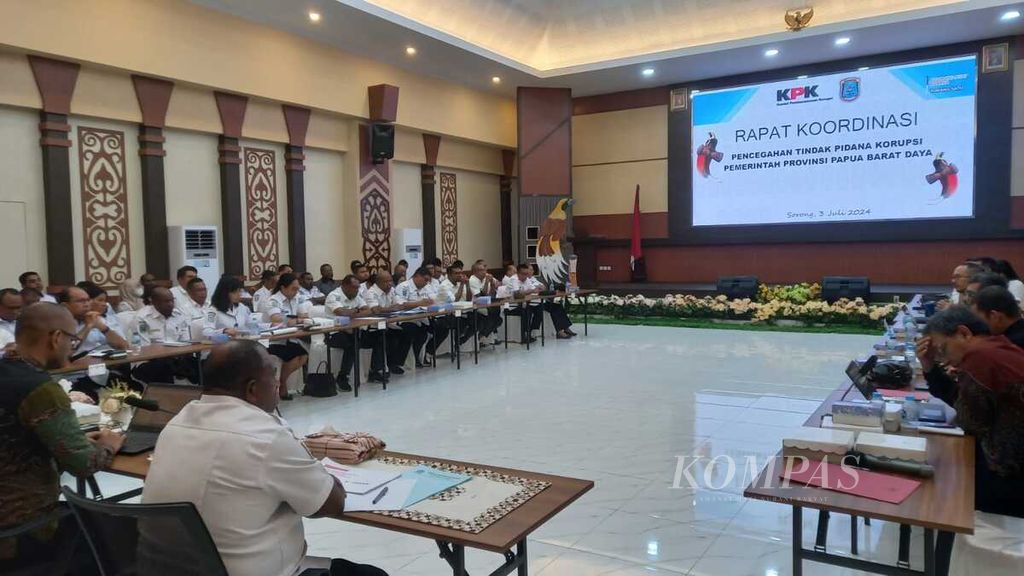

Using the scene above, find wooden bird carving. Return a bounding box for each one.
[536,198,575,284]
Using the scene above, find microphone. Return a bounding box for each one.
[843,450,934,478]
[124,396,180,416]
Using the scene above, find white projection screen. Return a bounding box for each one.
[690,55,977,227]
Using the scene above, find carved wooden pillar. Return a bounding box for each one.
[28,56,80,286]
[132,75,174,278]
[214,92,248,276]
[283,105,311,273]
[500,149,515,263]
[421,134,441,263]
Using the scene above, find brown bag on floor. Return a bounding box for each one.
[303,431,386,464]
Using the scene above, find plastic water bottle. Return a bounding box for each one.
[902,395,919,422]
[871,391,886,413]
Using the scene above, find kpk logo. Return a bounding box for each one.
[776,84,826,105]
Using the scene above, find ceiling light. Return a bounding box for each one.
[797,75,808,79]
[1001,10,1020,20]
[764,48,780,57]
[308,11,321,22]
[405,46,417,56]
[491,76,501,84]
[858,66,870,71]
[835,37,851,46]
[642,68,655,77]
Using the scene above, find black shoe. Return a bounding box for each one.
[415,360,424,369]
[368,371,388,384]
[524,336,538,344]
[389,366,405,375]
[279,393,294,401]
[556,331,572,340]
[567,328,578,336]
[338,379,352,392]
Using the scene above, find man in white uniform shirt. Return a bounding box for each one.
[133,287,197,384]
[325,275,386,389]
[0,288,22,353]
[364,271,412,373]
[427,258,444,291]
[18,271,57,303]
[298,271,325,305]
[439,264,474,348]
[177,278,212,323]
[504,263,576,341]
[352,262,372,299]
[252,269,278,314]
[468,261,502,344]
[170,265,199,314]
[142,341,387,576]
[393,267,437,367]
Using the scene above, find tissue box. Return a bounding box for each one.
[855,432,927,464]
[334,316,352,326]
[832,401,883,428]
[782,427,855,464]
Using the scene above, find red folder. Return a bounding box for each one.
[780,462,922,504]
[878,389,930,401]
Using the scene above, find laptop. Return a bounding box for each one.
[120,383,203,455]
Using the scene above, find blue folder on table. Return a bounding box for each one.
[401,465,471,507]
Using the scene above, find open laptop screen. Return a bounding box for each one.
[129,384,202,433]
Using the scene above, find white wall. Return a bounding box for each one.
[163,128,223,272]
[390,160,423,262]
[433,167,502,268]
[0,105,45,287]
[304,147,346,273]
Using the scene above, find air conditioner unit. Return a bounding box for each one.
[168,226,221,289]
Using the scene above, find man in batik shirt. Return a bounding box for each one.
[0,303,124,570]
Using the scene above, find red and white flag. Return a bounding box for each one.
[630,184,642,271]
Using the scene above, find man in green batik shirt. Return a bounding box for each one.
[0,303,124,570]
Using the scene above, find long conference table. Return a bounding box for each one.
[104,450,593,576]
[744,300,974,576]
[54,289,597,397]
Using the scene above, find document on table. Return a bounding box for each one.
[321,459,400,494]
[343,478,416,512]
[395,307,427,315]
[401,465,472,507]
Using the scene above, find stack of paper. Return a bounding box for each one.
[321,459,415,512]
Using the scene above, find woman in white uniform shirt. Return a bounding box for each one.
[207,276,255,337]
[258,273,309,401]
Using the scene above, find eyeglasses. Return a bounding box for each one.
[55,329,82,349]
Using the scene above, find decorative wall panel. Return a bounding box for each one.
[439,171,459,266]
[243,147,279,280]
[78,127,131,288]
[359,124,392,272]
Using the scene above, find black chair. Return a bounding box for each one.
[61,485,229,576]
[60,487,331,576]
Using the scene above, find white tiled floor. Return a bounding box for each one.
[85,324,937,575]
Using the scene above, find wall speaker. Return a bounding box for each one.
[370,123,394,164]
[822,276,871,303]
[717,276,759,300]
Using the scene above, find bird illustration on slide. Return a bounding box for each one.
[696,132,723,178]
[536,198,574,285]
[925,152,958,200]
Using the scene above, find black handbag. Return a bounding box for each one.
[303,361,337,397]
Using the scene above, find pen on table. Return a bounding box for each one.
[372,486,388,505]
